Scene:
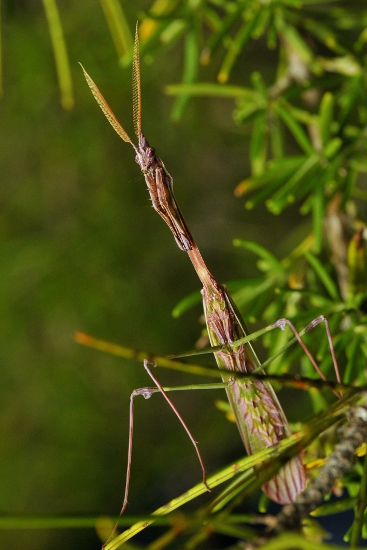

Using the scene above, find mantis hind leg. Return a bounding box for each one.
[271,316,341,396]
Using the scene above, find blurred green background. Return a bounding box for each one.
[0,2,307,549]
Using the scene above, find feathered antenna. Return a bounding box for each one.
[79,63,134,146]
[132,23,142,138]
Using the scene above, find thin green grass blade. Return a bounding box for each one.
[251,71,268,97]
[200,4,222,33]
[99,0,133,59]
[218,8,264,83]
[266,12,277,50]
[323,137,342,159]
[312,184,324,254]
[0,517,102,529]
[74,332,221,379]
[338,74,362,129]
[42,0,74,110]
[0,515,154,529]
[270,110,284,159]
[250,111,268,175]
[166,82,253,98]
[171,22,198,121]
[305,18,342,55]
[231,278,271,319]
[304,251,340,301]
[311,496,355,516]
[159,19,187,46]
[251,7,270,40]
[233,240,283,272]
[171,288,201,317]
[319,92,334,146]
[200,0,246,64]
[281,23,314,67]
[238,156,308,209]
[266,154,319,214]
[170,323,275,358]
[0,0,2,97]
[276,103,314,156]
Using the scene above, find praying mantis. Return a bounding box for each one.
[80,25,342,513]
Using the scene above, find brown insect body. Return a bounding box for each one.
[135,134,194,251]
[81,26,310,506]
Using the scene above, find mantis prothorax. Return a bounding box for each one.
[80,25,342,511]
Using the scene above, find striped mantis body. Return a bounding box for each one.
[80,26,341,510]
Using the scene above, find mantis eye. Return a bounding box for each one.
[147,147,155,158]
